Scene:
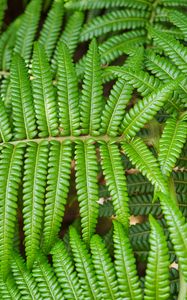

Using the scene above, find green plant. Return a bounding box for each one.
[0,0,186,299]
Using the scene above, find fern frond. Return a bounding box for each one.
[12,253,42,300]
[168,10,187,40]
[10,54,37,140]
[69,227,100,300]
[75,140,99,245]
[90,234,120,300]
[113,220,142,299]
[32,254,64,299]
[99,30,146,65]
[0,144,24,279]
[65,0,150,10]
[0,97,12,142]
[32,42,59,137]
[144,215,170,299]
[100,79,133,136]
[14,0,42,62]
[57,43,80,136]
[0,0,7,31]
[80,10,148,41]
[0,275,21,300]
[122,137,167,193]
[161,0,187,7]
[42,140,72,254]
[51,241,84,300]
[38,0,64,60]
[110,67,161,97]
[0,77,11,115]
[23,142,48,269]
[121,81,176,138]
[158,116,187,177]
[158,192,187,281]
[51,11,84,75]
[100,142,129,227]
[149,26,187,74]
[174,172,187,194]
[0,17,21,70]
[127,173,154,195]
[80,39,103,135]
[129,194,161,216]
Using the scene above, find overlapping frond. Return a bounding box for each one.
[0,97,12,142]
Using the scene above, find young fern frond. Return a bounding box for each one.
[75,140,99,245]
[51,11,84,74]
[69,226,101,300]
[11,252,42,300]
[32,254,64,300]
[0,144,24,280]
[122,137,167,193]
[149,26,187,74]
[100,79,133,136]
[100,142,129,227]
[57,43,80,136]
[80,10,148,41]
[158,116,187,177]
[42,140,72,254]
[144,215,170,299]
[90,234,120,300]
[80,39,103,136]
[38,0,64,60]
[32,42,59,137]
[51,241,84,300]
[14,0,42,62]
[113,220,142,299]
[23,142,48,270]
[10,54,37,140]
[65,0,150,10]
[0,97,12,142]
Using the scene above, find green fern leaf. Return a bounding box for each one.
[51,11,84,74]
[100,79,133,136]
[168,11,187,40]
[10,54,37,140]
[113,220,143,299]
[80,39,103,135]
[158,116,187,177]
[38,0,64,60]
[42,140,72,254]
[32,42,59,137]
[158,192,187,281]
[0,275,21,300]
[144,215,170,299]
[0,144,24,279]
[14,0,42,62]
[65,0,150,10]
[51,241,84,300]
[0,97,12,142]
[0,0,7,31]
[129,194,161,216]
[122,137,167,193]
[161,0,187,7]
[57,43,80,136]
[11,253,42,300]
[75,140,99,244]
[100,142,129,227]
[23,142,48,269]
[149,26,187,74]
[90,234,120,300]
[32,253,64,299]
[69,226,101,300]
[80,9,148,41]
[121,81,176,138]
